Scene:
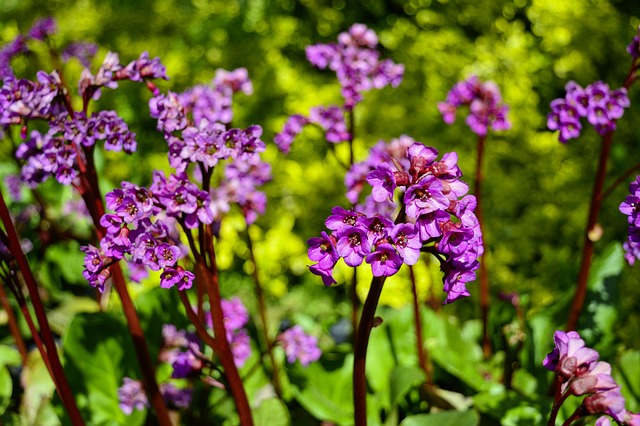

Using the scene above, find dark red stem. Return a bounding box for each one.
[566,132,613,331]
[409,265,432,384]
[475,134,491,357]
[196,251,253,425]
[0,190,85,425]
[353,275,386,426]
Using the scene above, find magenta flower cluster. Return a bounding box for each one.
[438,75,511,137]
[547,81,630,143]
[0,18,55,79]
[16,111,137,187]
[544,330,639,425]
[220,297,252,368]
[274,106,350,154]
[81,181,191,292]
[160,324,202,379]
[118,376,192,415]
[306,23,404,110]
[275,24,403,154]
[148,69,270,225]
[278,325,322,367]
[619,175,640,265]
[308,141,483,304]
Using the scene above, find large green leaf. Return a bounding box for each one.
[254,398,290,426]
[615,350,640,412]
[389,366,425,408]
[21,349,59,426]
[421,310,486,391]
[61,312,145,426]
[290,354,354,425]
[398,410,479,426]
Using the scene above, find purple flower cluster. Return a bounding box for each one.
[308,141,483,304]
[159,324,203,379]
[148,70,270,225]
[118,375,193,415]
[547,81,630,143]
[79,51,167,101]
[278,325,322,367]
[619,175,640,265]
[306,23,404,110]
[438,75,511,137]
[0,18,56,80]
[274,106,350,153]
[62,41,99,69]
[16,111,137,187]
[221,297,252,368]
[0,71,62,125]
[81,181,191,292]
[544,330,639,424]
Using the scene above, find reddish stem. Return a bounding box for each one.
[0,190,85,425]
[409,265,432,384]
[196,253,253,425]
[353,275,386,426]
[475,134,491,357]
[566,132,613,331]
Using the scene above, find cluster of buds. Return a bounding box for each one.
[544,330,639,425]
[619,175,640,265]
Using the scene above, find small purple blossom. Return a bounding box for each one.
[27,17,57,41]
[279,325,322,367]
[620,176,640,265]
[438,76,511,136]
[118,378,148,415]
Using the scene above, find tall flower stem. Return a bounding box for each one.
[566,132,613,331]
[0,190,85,425]
[353,275,386,426]
[245,224,282,398]
[197,246,253,426]
[475,134,491,356]
[0,279,28,363]
[409,265,432,384]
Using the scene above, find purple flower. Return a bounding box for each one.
[367,162,397,202]
[28,17,57,41]
[229,329,251,368]
[307,231,339,270]
[620,176,640,265]
[221,297,250,332]
[62,41,98,68]
[279,325,322,366]
[118,378,148,415]
[543,330,599,378]
[160,383,193,409]
[366,243,402,277]
[439,76,511,136]
[160,266,194,290]
[308,263,338,286]
[171,350,203,379]
[584,387,627,423]
[336,225,370,267]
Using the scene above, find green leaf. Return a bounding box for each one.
[46,296,100,335]
[61,312,145,426]
[422,310,486,390]
[615,350,640,411]
[0,345,22,368]
[501,406,544,426]
[389,366,425,408]
[290,354,353,425]
[398,410,479,426]
[21,349,59,426]
[0,366,12,415]
[254,398,290,426]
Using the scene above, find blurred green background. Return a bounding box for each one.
[2,0,640,351]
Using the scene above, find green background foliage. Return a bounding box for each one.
[1,0,640,424]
